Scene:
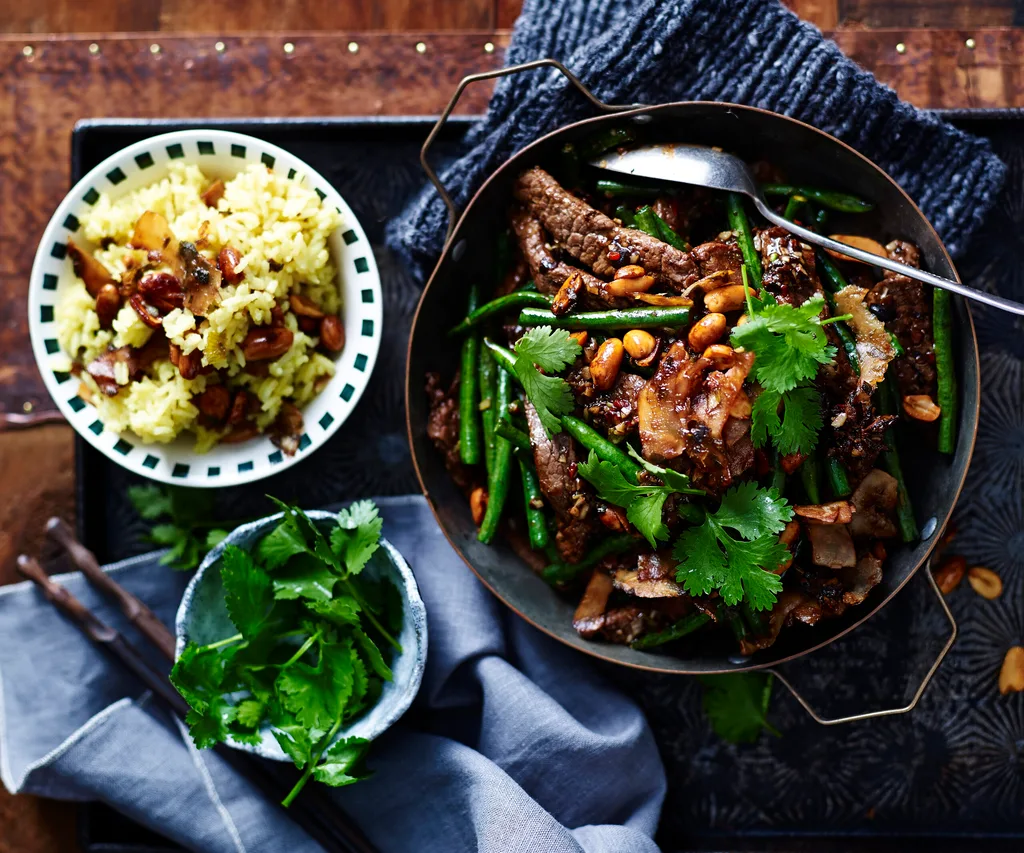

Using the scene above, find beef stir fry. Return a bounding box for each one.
[428,133,957,656]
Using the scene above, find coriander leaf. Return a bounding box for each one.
[313,737,371,787]
[626,445,703,495]
[206,529,228,550]
[515,325,582,373]
[750,390,781,450]
[268,499,340,572]
[699,673,780,744]
[128,484,173,520]
[673,484,792,611]
[511,326,581,436]
[221,545,273,639]
[272,722,314,770]
[353,627,393,682]
[306,595,361,627]
[347,650,369,720]
[331,500,382,575]
[185,697,237,750]
[577,451,669,547]
[272,553,338,602]
[149,523,182,546]
[714,481,791,539]
[257,522,309,570]
[235,698,266,729]
[775,386,823,456]
[276,638,356,731]
[170,642,224,714]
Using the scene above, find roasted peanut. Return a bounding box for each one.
[569,330,589,347]
[228,390,255,426]
[688,312,727,351]
[967,566,1002,600]
[932,554,966,595]
[289,293,326,318]
[794,501,854,524]
[590,338,624,391]
[470,487,488,526]
[175,347,203,380]
[128,292,164,329]
[825,234,888,264]
[138,272,184,313]
[194,385,231,422]
[999,646,1024,695]
[702,344,734,368]
[242,326,294,361]
[606,265,656,297]
[623,329,657,361]
[704,284,751,313]
[202,179,226,208]
[95,283,121,328]
[552,272,584,316]
[319,315,345,353]
[903,394,941,423]
[217,245,245,284]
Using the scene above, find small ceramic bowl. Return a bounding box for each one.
[28,129,383,487]
[174,511,427,760]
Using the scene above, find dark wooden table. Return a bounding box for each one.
[1,2,1021,850]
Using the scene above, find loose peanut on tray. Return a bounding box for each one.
[967,566,1002,600]
[590,338,624,391]
[999,646,1024,695]
[688,312,727,351]
[903,394,941,423]
[932,554,966,595]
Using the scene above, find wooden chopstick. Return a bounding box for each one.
[46,517,177,660]
[16,553,378,853]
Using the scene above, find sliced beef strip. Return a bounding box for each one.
[524,399,597,563]
[510,207,605,297]
[691,239,743,282]
[757,226,822,306]
[425,372,474,492]
[513,168,701,291]
[567,368,646,438]
[866,239,936,398]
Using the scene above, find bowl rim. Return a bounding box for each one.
[405,100,981,675]
[28,127,383,488]
[174,509,428,759]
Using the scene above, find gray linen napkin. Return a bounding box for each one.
[0,496,664,853]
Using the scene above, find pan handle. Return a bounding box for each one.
[765,560,957,725]
[420,58,634,244]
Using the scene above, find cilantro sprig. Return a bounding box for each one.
[170,499,402,807]
[699,672,780,743]
[511,326,582,436]
[128,485,230,571]
[578,449,702,548]
[674,482,792,611]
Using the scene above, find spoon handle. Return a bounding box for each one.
[751,197,1024,316]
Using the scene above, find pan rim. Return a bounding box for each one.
[405,100,980,675]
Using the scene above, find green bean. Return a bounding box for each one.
[826,455,851,498]
[458,285,482,465]
[889,332,905,357]
[478,367,514,544]
[933,289,957,454]
[561,416,642,484]
[633,205,661,239]
[762,183,874,213]
[495,419,530,451]
[614,205,637,227]
[482,338,518,375]
[878,376,919,542]
[800,453,822,505]
[517,454,549,550]
[835,321,861,376]
[724,608,748,643]
[630,612,711,650]
[579,127,637,160]
[783,194,807,221]
[816,250,847,295]
[740,600,767,636]
[814,251,861,374]
[542,534,636,585]
[518,305,691,330]
[596,178,664,197]
[449,291,553,337]
[727,193,762,287]
[653,213,689,251]
[479,349,498,477]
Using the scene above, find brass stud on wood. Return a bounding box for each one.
[283,42,295,55]
[965,38,976,50]
[484,42,495,54]
[348,42,359,54]
[22,401,34,413]
[149,43,161,55]
[415,42,427,54]
[88,42,101,55]
[215,41,226,54]
[895,42,907,55]
[22,45,34,57]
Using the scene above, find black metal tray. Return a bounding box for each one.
[71,113,1024,852]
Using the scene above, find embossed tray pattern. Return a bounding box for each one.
[73,114,1024,852]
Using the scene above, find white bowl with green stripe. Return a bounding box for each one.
[28,129,382,487]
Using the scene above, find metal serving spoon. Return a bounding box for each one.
[591,143,1024,316]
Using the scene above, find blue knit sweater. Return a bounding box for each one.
[387,0,1004,279]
